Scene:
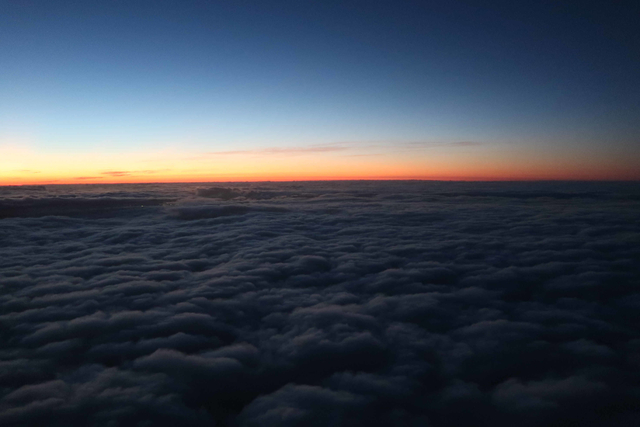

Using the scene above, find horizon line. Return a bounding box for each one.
[3,177,640,187]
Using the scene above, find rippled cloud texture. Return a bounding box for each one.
[1,181,639,426]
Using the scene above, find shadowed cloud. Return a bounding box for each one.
[0,181,639,426]
[204,145,349,157]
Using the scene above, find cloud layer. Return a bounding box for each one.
[1,181,639,426]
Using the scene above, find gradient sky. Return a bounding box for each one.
[1,0,639,183]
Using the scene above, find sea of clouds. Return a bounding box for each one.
[1,181,639,426]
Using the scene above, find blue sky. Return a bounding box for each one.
[1,0,639,181]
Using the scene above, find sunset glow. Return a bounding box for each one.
[2,142,638,185]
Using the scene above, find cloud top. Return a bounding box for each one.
[1,181,639,426]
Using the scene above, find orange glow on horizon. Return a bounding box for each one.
[2,143,639,186]
[3,168,638,186]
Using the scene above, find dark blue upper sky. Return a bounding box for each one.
[1,0,639,180]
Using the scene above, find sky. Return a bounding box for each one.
[1,0,639,183]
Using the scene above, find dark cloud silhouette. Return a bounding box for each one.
[101,171,132,176]
[202,144,349,157]
[1,181,639,426]
[0,185,46,192]
[0,197,175,218]
[100,170,171,177]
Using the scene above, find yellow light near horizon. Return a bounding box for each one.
[1,143,638,185]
